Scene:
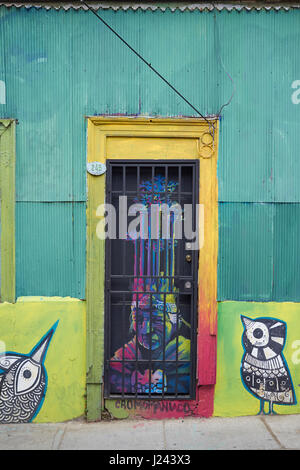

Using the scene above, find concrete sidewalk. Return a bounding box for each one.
[0,414,299,450]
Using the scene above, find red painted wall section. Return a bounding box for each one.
[197,282,217,387]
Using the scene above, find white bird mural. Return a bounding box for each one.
[0,321,58,423]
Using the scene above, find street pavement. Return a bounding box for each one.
[0,414,299,450]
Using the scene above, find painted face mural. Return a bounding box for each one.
[240,316,297,415]
[109,176,191,396]
[130,292,177,351]
[0,322,58,423]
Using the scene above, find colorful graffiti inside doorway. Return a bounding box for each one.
[109,170,194,397]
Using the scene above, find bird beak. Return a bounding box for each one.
[30,321,58,364]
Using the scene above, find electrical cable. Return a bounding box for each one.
[213,7,236,116]
[80,0,215,132]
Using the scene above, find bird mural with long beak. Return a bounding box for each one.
[0,322,58,423]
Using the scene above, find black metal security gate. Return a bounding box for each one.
[104,160,199,399]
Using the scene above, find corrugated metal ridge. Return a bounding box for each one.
[0,2,300,11]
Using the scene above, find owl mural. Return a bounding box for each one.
[240,316,296,415]
[0,322,58,423]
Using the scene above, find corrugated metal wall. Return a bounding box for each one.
[1,6,300,300]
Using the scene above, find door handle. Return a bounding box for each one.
[185,254,192,263]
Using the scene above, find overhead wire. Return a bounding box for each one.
[212,6,236,116]
[80,0,215,134]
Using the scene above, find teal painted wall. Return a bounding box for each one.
[218,203,300,302]
[1,6,300,299]
[16,202,86,297]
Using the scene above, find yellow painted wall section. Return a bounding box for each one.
[0,298,86,423]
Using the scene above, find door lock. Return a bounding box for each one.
[185,254,192,263]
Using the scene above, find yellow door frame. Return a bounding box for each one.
[86,116,219,421]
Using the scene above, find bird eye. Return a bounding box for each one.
[15,360,41,395]
[246,321,269,347]
[23,369,32,379]
[253,328,263,339]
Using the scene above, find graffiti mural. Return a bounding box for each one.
[114,398,194,414]
[109,175,192,396]
[0,322,58,423]
[240,315,296,414]
[110,278,191,395]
